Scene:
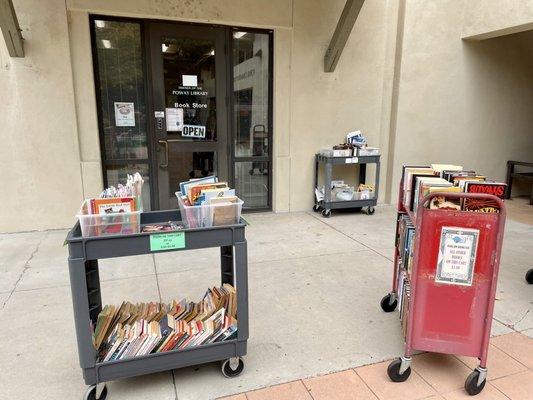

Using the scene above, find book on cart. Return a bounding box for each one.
[463,182,507,213]
[93,284,238,362]
[401,164,504,214]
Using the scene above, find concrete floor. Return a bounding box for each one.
[0,204,532,400]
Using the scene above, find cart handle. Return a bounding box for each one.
[419,192,506,219]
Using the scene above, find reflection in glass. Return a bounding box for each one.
[94,20,148,160]
[235,161,269,209]
[162,37,217,141]
[168,150,216,195]
[233,32,270,157]
[106,164,151,210]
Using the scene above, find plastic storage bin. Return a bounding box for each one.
[353,191,375,200]
[77,200,141,237]
[176,192,244,228]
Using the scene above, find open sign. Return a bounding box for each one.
[182,125,206,138]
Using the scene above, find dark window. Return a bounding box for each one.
[92,19,152,210]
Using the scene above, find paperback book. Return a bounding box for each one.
[93,284,238,362]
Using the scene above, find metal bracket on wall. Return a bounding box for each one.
[0,0,24,57]
[324,0,365,72]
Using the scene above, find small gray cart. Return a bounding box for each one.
[314,153,381,217]
[66,209,248,400]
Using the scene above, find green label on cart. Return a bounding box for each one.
[150,232,185,251]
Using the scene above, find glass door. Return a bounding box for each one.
[148,23,228,209]
[231,29,273,210]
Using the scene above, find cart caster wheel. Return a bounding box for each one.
[249,169,254,175]
[322,209,331,218]
[526,269,533,284]
[465,370,486,396]
[380,293,397,312]
[387,358,411,382]
[84,385,107,400]
[313,204,321,212]
[366,207,375,215]
[221,358,244,378]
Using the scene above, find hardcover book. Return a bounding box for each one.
[428,186,462,210]
[463,182,506,213]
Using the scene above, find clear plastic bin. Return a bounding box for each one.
[176,192,244,228]
[353,191,375,200]
[77,200,141,237]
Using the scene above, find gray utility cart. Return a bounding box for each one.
[313,153,381,217]
[66,210,248,400]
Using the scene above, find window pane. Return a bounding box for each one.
[235,161,269,209]
[162,37,217,141]
[105,164,151,211]
[94,20,148,160]
[233,31,270,157]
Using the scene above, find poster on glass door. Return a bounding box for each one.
[114,102,135,127]
[165,108,184,132]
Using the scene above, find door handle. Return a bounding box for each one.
[158,140,169,168]
[158,139,184,168]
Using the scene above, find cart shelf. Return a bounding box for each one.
[381,178,506,396]
[66,209,249,400]
[90,339,245,383]
[313,153,381,217]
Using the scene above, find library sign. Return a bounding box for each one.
[435,227,479,286]
[150,232,185,251]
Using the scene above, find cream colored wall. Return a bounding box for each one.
[0,0,84,231]
[390,0,533,199]
[289,0,392,210]
[463,0,533,39]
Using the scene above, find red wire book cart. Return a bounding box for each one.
[380,179,506,396]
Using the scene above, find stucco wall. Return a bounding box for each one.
[391,0,533,198]
[289,0,391,210]
[0,0,84,231]
[463,0,533,39]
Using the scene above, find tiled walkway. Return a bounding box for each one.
[221,332,533,400]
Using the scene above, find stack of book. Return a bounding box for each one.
[77,172,145,237]
[179,175,237,207]
[93,284,238,362]
[177,176,242,227]
[402,164,506,213]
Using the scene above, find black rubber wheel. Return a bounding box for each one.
[387,358,411,382]
[84,385,107,400]
[322,209,331,218]
[465,370,486,396]
[526,269,533,284]
[366,207,375,215]
[221,358,244,378]
[313,204,321,212]
[380,293,398,312]
[249,169,254,175]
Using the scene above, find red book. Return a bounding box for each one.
[463,182,506,213]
